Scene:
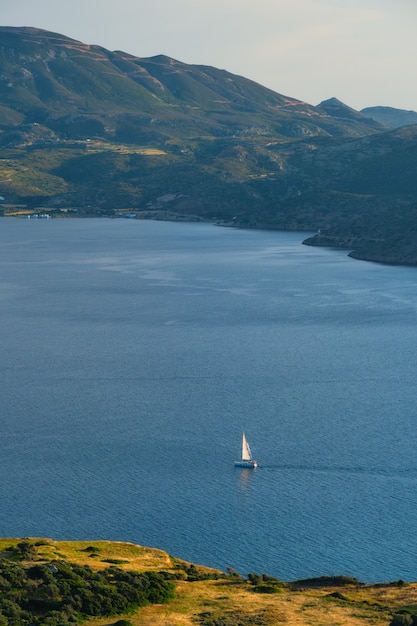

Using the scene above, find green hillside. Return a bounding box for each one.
[0,538,415,626]
[1,26,417,265]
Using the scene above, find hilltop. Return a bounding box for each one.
[0,537,415,626]
[1,27,417,265]
[361,106,417,130]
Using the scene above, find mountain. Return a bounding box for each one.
[1,27,417,265]
[0,27,377,142]
[361,105,417,129]
[317,97,386,131]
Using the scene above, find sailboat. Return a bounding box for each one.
[234,432,258,468]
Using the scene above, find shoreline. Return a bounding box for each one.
[2,208,417,268]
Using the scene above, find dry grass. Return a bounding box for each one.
[0,537,176,572]
[85,140,166,155]
[1,538,415,626]
[80,579,399,626]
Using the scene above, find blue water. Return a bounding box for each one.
[1,217,417,582]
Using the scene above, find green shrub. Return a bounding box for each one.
[0,559,175,624]
[292,575,360,589]
[390,614,414,626]
[325,591,350,601]
[16,541,37,560]
[247,573,261,585]
[252,584,281,594]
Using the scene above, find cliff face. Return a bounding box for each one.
[1,27,417,265]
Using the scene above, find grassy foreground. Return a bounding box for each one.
[0,538,416,626]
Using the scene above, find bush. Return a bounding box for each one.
[390,614,414,626]
[0,559,175,624]
[82,545,100,552]
[247,573,261,586]
[252,584,281,594]
[16,541,37,560]
[292,575,359,589]
[326,591,350,601]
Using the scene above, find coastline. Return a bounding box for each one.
[2,206,417,267]
[0,538,413,626]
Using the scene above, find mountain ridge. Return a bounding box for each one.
[361,105,417,129]
[1,26,417,265]
[0,26,381,137]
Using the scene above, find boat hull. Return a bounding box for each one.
[234,460,258,468]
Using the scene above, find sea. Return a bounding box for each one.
[1,217,417,583]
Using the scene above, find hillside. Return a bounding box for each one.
[361,106,417,129]
[1,27,417,265]
[0,537,415,626]
[317,97,386,130]
[0,27,366,143]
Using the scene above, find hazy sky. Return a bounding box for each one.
[2,0,417,111]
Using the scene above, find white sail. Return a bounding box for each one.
[241,432,252,461]
[235,432,258,468]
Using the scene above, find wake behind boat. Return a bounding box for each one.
[234,432,258,468]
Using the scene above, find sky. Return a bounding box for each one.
[2,0,417,111]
